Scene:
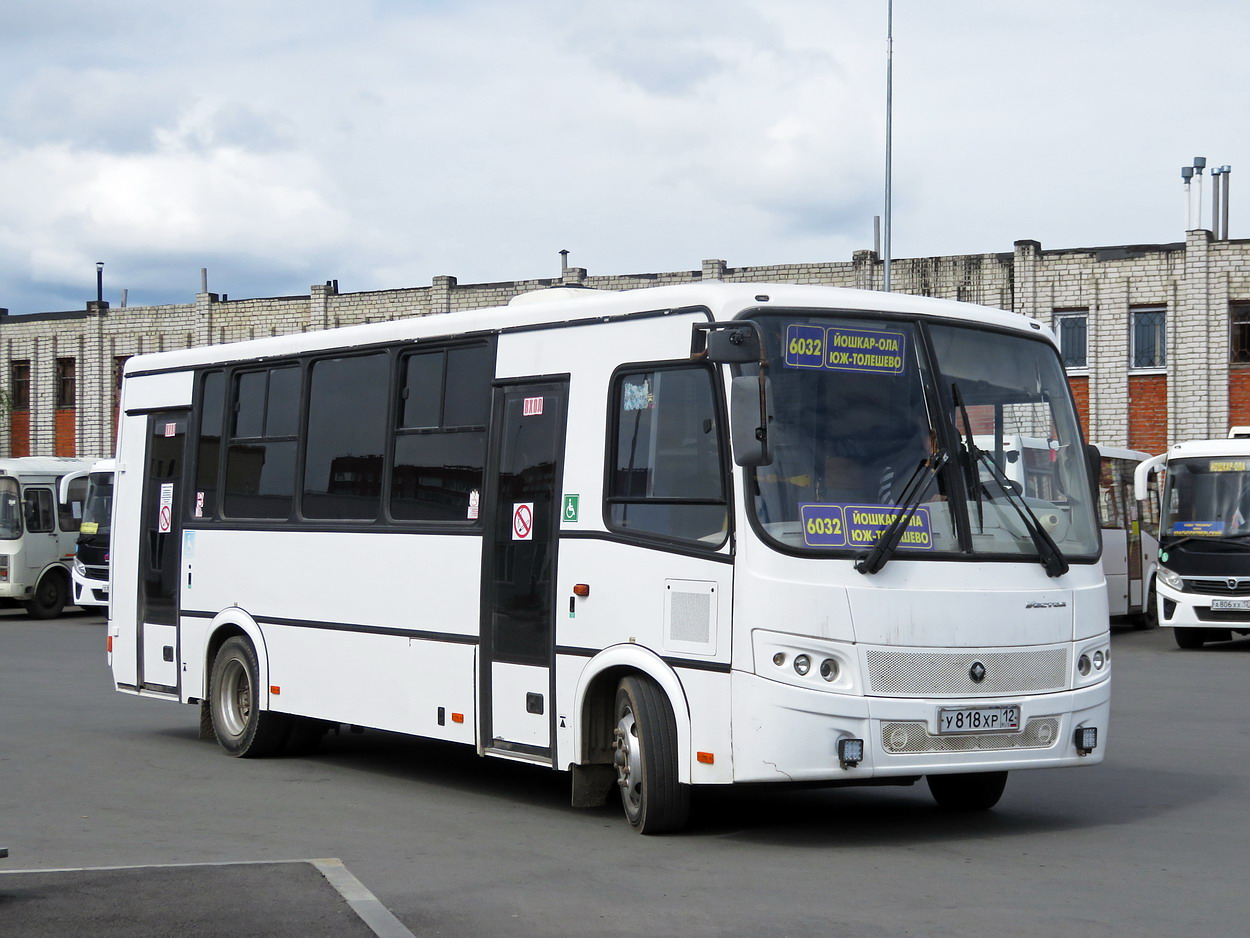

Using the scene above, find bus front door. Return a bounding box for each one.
[136,412,187,693]
[480,380,569,763]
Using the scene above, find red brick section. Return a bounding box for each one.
[53,409,76,457]
[8,411,29,457]
[1229,369,1250,429]
[1128,375,1168,453]
[1068,376,1090,439]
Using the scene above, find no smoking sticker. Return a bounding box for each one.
[512,502,534,540]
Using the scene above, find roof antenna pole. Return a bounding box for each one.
[882,0,894,292]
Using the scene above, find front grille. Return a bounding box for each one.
[864,647,1069,698]
[881,717,1061,754]
[1195,607,1250,622]
[1187,577,1250,596]
[82,565,108,582]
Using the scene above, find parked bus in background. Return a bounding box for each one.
[0,456,94,618]
[1135,436,1250,648]
[108,282,1109,833]
[972,436,1157,624]
[1096,446,1158,626]
[59,459,116,609]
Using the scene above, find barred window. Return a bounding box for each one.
[9,361,30,410]
[1231,303,1250,364]
[55,358,76,408]
[1131,306,1167,368]
[1054,310,1088,368]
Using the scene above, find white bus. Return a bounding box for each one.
[1135,437,1250,648]
[109,282,1109,833]
[0,456,94,618]
[1096,446,1158,625]
[59,459,116,609]
[971,436,1156,624]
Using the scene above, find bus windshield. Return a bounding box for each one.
[0,477,19,539]
[81,471,114,537]
[749,313,1099,564]
[1160,457,1250,543]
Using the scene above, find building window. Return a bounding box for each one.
[1131,306,1167,368]
[1231,303,1250,364]
[1054,310,1088,368]
[10,361,30,410]
[55,358,76,408]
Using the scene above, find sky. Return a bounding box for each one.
[1,0,1247,315]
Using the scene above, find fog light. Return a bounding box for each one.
[837,737,864,768]
[1093,650,1105,670]
[1074,726,1098,755]
[793,654,811,676]
[772,652,786,667]
[819,658,839,682]
[1078,654,1091,676]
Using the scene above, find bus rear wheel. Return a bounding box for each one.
[209,636,289,757]
[612,676,689,834]
[927,771,1008,811]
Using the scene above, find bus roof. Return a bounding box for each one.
[122,281,1051,376]
[0,457,94,478]
[1163,438,1250,459]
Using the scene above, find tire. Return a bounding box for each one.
[1135,578,1158,630]
[23,570,67,619]
[1174,628,1207,650]
[927,771,1008,811]
[209,636,289,757]
[612,676,689,834]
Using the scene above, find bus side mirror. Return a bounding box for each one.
[1085,443,1101,501]
[692,322,762,364]
[730,376,773,467]
[1134,453,1166,501]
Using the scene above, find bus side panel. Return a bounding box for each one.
[1102,528,1130,617]
[180,528,481,744]
[554,537,733,784]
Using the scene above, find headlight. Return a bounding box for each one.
[74,558,87,575]
[1157,567,1184,591]
[793,654,811,676]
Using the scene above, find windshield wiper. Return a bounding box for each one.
[856,450,949,575]
[975,449,1069,578]
[951,383,984,531]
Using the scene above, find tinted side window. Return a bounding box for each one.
[391,343,494,522]
[195,371,224,519]
[303,353,389,520]
[608,366,727,543]
[24,488,55,533]
[224,365,300,519]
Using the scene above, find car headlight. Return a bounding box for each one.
[1157,567,1184,591]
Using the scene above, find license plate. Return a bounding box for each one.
[938,705,1021,734]
[1210,598,1250,611]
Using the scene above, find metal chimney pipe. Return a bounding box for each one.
[95,261,103,303]
[1222,166,1231,240]
[200,268,208,294]
[1212,168,1223,238]
[1182,166,1194,230]
[1194,157,1207,230]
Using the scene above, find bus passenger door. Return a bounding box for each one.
[136,412,188,693]
[480,380,569,762]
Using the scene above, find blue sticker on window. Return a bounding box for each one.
[1170,521,1224,537]
[783,325,907,375]
[799,503,933,550]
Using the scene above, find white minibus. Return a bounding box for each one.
[108,282,1110,832]
[0,456,94,617]
[59,459,116,609]
[1135,437,1250,648]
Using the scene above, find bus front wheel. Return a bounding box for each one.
[23,570,67,619]
[209,636,289,757]
[612,676,689,834]
[927,771,1008,811]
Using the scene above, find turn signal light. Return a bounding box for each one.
[697,751,715,764]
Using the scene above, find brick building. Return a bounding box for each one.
[1,228,1246,459]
